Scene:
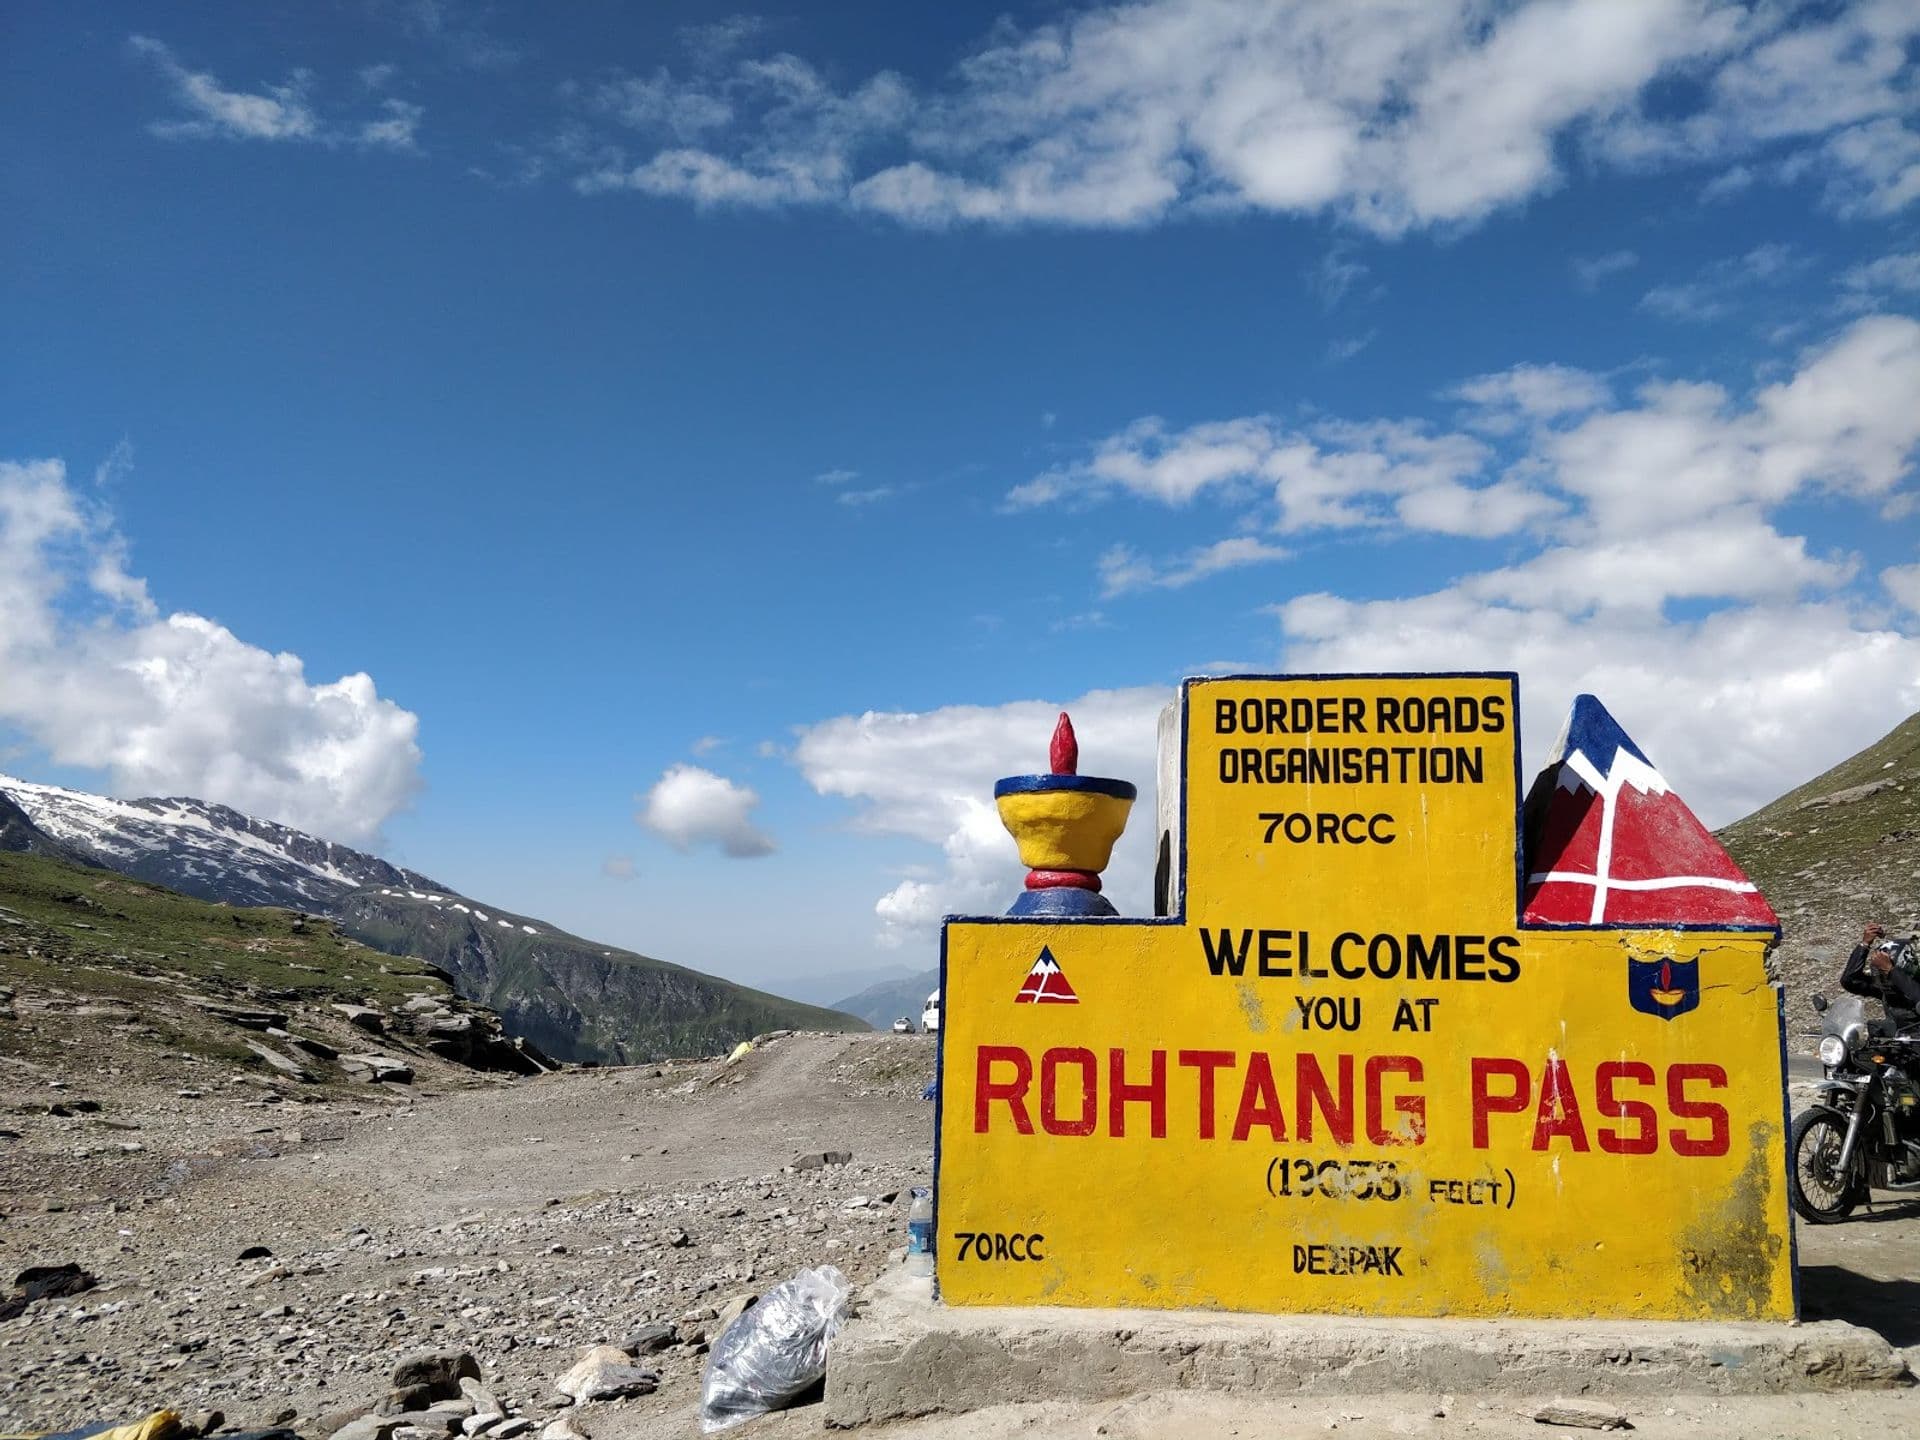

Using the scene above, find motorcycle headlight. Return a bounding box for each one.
[1819,1035,1848,1067]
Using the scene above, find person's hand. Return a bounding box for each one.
[1870,948,1894,974]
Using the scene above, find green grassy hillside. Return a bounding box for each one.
[0,851,447,1004]
[0,850,459,1076]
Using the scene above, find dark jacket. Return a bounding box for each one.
[1842,942,1920,1027]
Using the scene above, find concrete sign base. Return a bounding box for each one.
[824,1271,1904,1431]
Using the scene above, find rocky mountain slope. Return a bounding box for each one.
[0,849,543,1098]
[833,966,940,1031]
[338,885,867,1064]
[0,787,100,866]
[1717,711,1919,1012]
[0,775,866,1062]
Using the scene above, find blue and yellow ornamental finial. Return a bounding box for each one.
[994,712,1135,917]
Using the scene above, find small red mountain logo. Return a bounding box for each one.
[1015,946,1079,1004]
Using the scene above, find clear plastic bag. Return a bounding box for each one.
[699,1264,851,1433]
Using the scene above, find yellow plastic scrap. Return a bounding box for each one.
[94,1414,187,1440]
[726,1040,753,1064]
[2,1409,187,1440]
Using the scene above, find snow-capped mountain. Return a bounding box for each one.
[0,772,868,1061]
[0,786,97,865]
[0,772,445,911]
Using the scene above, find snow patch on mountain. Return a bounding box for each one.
[372,884,541,936]
[0,772,445,912]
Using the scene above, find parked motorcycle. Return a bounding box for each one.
[1788,991,1920,1222]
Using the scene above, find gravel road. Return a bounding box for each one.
[3,1032,935,1434]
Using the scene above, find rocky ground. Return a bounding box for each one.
[1,1029,933,1437]
[3,1030,1919,1440]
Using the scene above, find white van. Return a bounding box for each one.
[921,988,942,1034]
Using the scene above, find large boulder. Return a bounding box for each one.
[389,1350,478,1400]
[554,1345,659,1403]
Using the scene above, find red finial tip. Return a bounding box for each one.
[1049,712,1078,775]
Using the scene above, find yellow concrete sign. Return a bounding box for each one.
[935,675,1792,1320]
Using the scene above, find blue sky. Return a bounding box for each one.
[3,1,1918,999]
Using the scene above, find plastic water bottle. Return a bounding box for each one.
[905,1187,933,1276]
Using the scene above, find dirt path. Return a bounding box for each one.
[286,1028,934,1224]
[2,1033,936,1433]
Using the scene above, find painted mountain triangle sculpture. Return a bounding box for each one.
[936,675,1793,1322]
[1522,694,1778,930]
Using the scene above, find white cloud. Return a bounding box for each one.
[1572,250,1639,288]
[837,486,893,507]
[1024,316,1920,596]
[1469,510,1855,613]
[1451,363,1612,431]
[1817,118,1920,218]
[1700,164,1756,202]
[871,877,950,938]
[1394,477,1565,539]
[569,1,1920,233]
[1014,413,1518,539]
[0,458,421,844]
[814,468,858,485]
[1659,0,1913,149]
[638,763,775,857]
[576,56,911,206]
[131,35,319,142]
[1012,417,1277,509]
[1637,243,1805,322]
[1308,248,1370,308]
[1325,330,1377,365]
[384,0,522,72]
[591,72,736,140]
[1886,563,1920,614]
[602,854,638,880]
[131,35,429,153]
[1539,316,1920,535]
[1840,251,1920,305]
[681,16,776,66]
[790,688,1167,946]
[691,735,726,756]
[93,438,137,490]
[357,98,424,153]
[1601,0,1920,211]
[1099,537,1290,597]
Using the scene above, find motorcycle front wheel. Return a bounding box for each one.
[1789,1109,1864,1223]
